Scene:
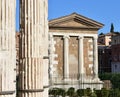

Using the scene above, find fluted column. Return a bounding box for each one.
[63,35,69,80]
[18,0,48,97]
[78,36,85,80]
[42,0,49,96]
[93,37,99,79]
[0,0,16,97]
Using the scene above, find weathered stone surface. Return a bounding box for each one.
[0,0,16,97]
[18,0,49,97]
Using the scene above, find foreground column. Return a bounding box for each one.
[42,0,49,96]
[18,0,48,97]
[0,0,16,97]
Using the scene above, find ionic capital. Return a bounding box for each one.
[63,35,70,39]
[78,36,84,40]
[93,36,98,40]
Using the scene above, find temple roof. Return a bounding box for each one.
[49,12,104,30]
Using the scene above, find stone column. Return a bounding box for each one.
[18,0,48,97]
[78,36,85,80]
[93,37,99,79]
[0,0,16,97]
[42,0,49,96]
[63,35,69,80]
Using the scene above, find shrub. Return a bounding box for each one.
[49,88,59,97]
[76,89,84,97]
[101,88,109,97]
[110,74,120,88]
[109,88,120,97]
[99,73,120,89]
[66,87,75,97]
[94,89,101,97]
[90,92,97,97]
[58,88,66,97]
[85,88,92,96]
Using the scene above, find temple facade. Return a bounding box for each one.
[49,13,104,89]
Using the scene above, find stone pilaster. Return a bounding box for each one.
[78,36,85,80]
[63,35,69,80]
[18,0,48,97]
[0,0,16,97]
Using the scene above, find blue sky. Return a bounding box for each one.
[16,0,120,34]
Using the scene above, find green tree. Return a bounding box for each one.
[99,32,104,35]
[110,23,114,32]
[111,73,120,88]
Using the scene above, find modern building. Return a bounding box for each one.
[98,32,118,73]
[98,44,111,73]
[49,13,104,89]
[111,33,120,73]
[98,33,113,46]
[98,33,112,73]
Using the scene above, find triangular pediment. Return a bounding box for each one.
[49,13,104,30]
[51,19,89,28]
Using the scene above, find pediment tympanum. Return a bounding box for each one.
[49,13,104,30]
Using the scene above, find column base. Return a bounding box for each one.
[64,78,70,82]
[50,78,103,90]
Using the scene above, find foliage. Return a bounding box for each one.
[110,74,120,88]
[49,88,59,97]
[84,88,92,96]
[99,73,111,80]
[110,23,114,32]
[49,87,120,97]
[94,90,101,97]
[90,92,97,97]
[108,89,120,97]
[58,88,66,97]
[66,87,75,97]
[101,88,109,97]
[99,32,104,35]
[94,88,109,97]
[99,73,120,88]
[76,89,85,97]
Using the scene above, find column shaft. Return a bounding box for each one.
[19,0,48,97]
[93,37,98,78]
[0,0,16,97]
[78,36,84,79]
[63,35,69,80]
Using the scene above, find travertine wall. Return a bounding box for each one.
[18,0,48,97]
[69,36,78,79]
[54,36,64,78]
[84,38,93,76]
[0,0,16,97]
[51,35,94,79]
